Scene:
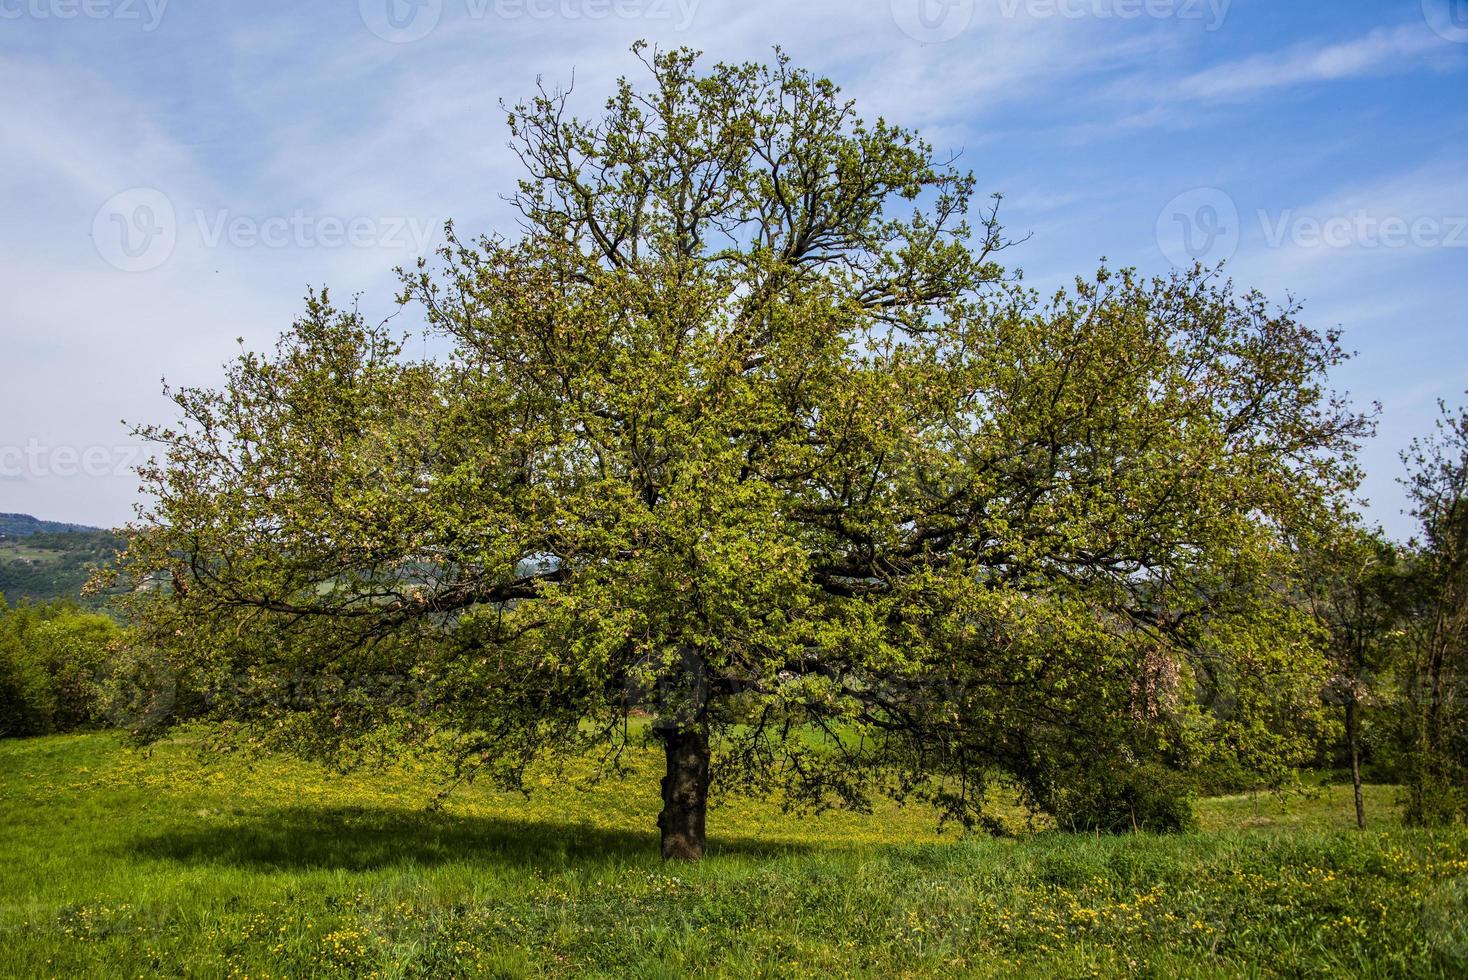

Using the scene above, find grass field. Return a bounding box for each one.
[0,543,65,561]
[1,734,1465,978]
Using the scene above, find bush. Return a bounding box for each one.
[1186,756,1261,797]
[1041,761,1198,834]
[1404,765,1468,827]
[0,596,121,737]
[0,632,53,736]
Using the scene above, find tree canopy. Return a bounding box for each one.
[115,46,1370,858]
[1399,398,1468,824]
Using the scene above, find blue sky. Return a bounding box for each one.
[2,0,1465,536]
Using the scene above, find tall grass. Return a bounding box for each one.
[1,734,1464,977]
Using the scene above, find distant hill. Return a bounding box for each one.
[0,513,101,537]
[0,515,124,606]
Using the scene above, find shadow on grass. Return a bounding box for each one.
[125,806,815,872]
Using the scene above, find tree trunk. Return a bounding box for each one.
[1345,699,1366,830]
[656,724,710,860]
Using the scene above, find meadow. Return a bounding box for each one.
[1,733,1465,978]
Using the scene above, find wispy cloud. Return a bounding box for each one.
[1230,160,1468,283]
[1175,23,1455,102]
[2,3,1466,534]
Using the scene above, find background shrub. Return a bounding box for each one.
[0,596,121,736]
[1042,761,1198,834]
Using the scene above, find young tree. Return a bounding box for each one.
[1400,397,1468,825]
[1299,527,1406,829]
[113,47,1368,858]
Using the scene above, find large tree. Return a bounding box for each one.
[115,47,1367,858]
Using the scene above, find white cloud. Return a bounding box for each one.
[1175,23,1453,101]
[2,3,1465,534]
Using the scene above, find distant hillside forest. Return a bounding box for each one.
[0,515,124,606]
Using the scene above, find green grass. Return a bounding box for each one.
[1,734,1465,977]
[0,542,65,563]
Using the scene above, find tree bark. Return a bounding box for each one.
[1345,698,1366,830]
[656,724,710,860]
